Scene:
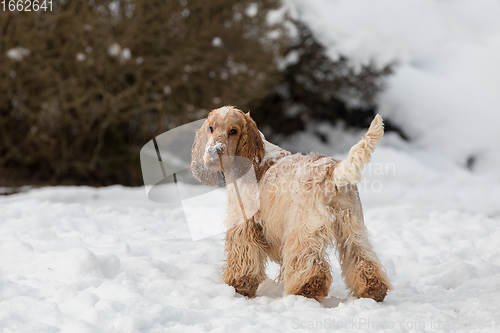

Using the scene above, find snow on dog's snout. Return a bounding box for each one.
[205,141,226,164]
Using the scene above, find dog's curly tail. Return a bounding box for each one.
[333,114,384,188]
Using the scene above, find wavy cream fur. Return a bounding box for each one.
[191,106,392,301]
[333,114,384,187]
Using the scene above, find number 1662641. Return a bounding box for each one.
[1,0,53,12]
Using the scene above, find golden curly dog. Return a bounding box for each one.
[191,106,392,302]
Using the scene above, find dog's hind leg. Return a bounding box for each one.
[334,208,392,302]
[282,228,333,301]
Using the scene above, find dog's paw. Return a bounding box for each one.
[358,276,388,302]
[297,274,330,301]
[355,262,390,302]
[229,275,260,298]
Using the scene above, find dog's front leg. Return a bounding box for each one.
[222,218,267,298]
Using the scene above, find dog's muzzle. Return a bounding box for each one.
[204,142,226,169]
[207,143,223,158]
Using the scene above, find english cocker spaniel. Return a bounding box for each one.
[191,106,392,302]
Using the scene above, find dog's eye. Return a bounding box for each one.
[208,126,213,133]
[228,129,237,136]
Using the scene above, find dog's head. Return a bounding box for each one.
[191,106,264,185]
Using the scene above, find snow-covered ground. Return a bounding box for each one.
[1,141,499,332]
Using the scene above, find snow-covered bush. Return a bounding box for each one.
[0,0,288,186]
[284,0,500,176]
[252,20,394,141]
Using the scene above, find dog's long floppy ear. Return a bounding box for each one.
[191,121,219,186]
[234,112,265,175]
